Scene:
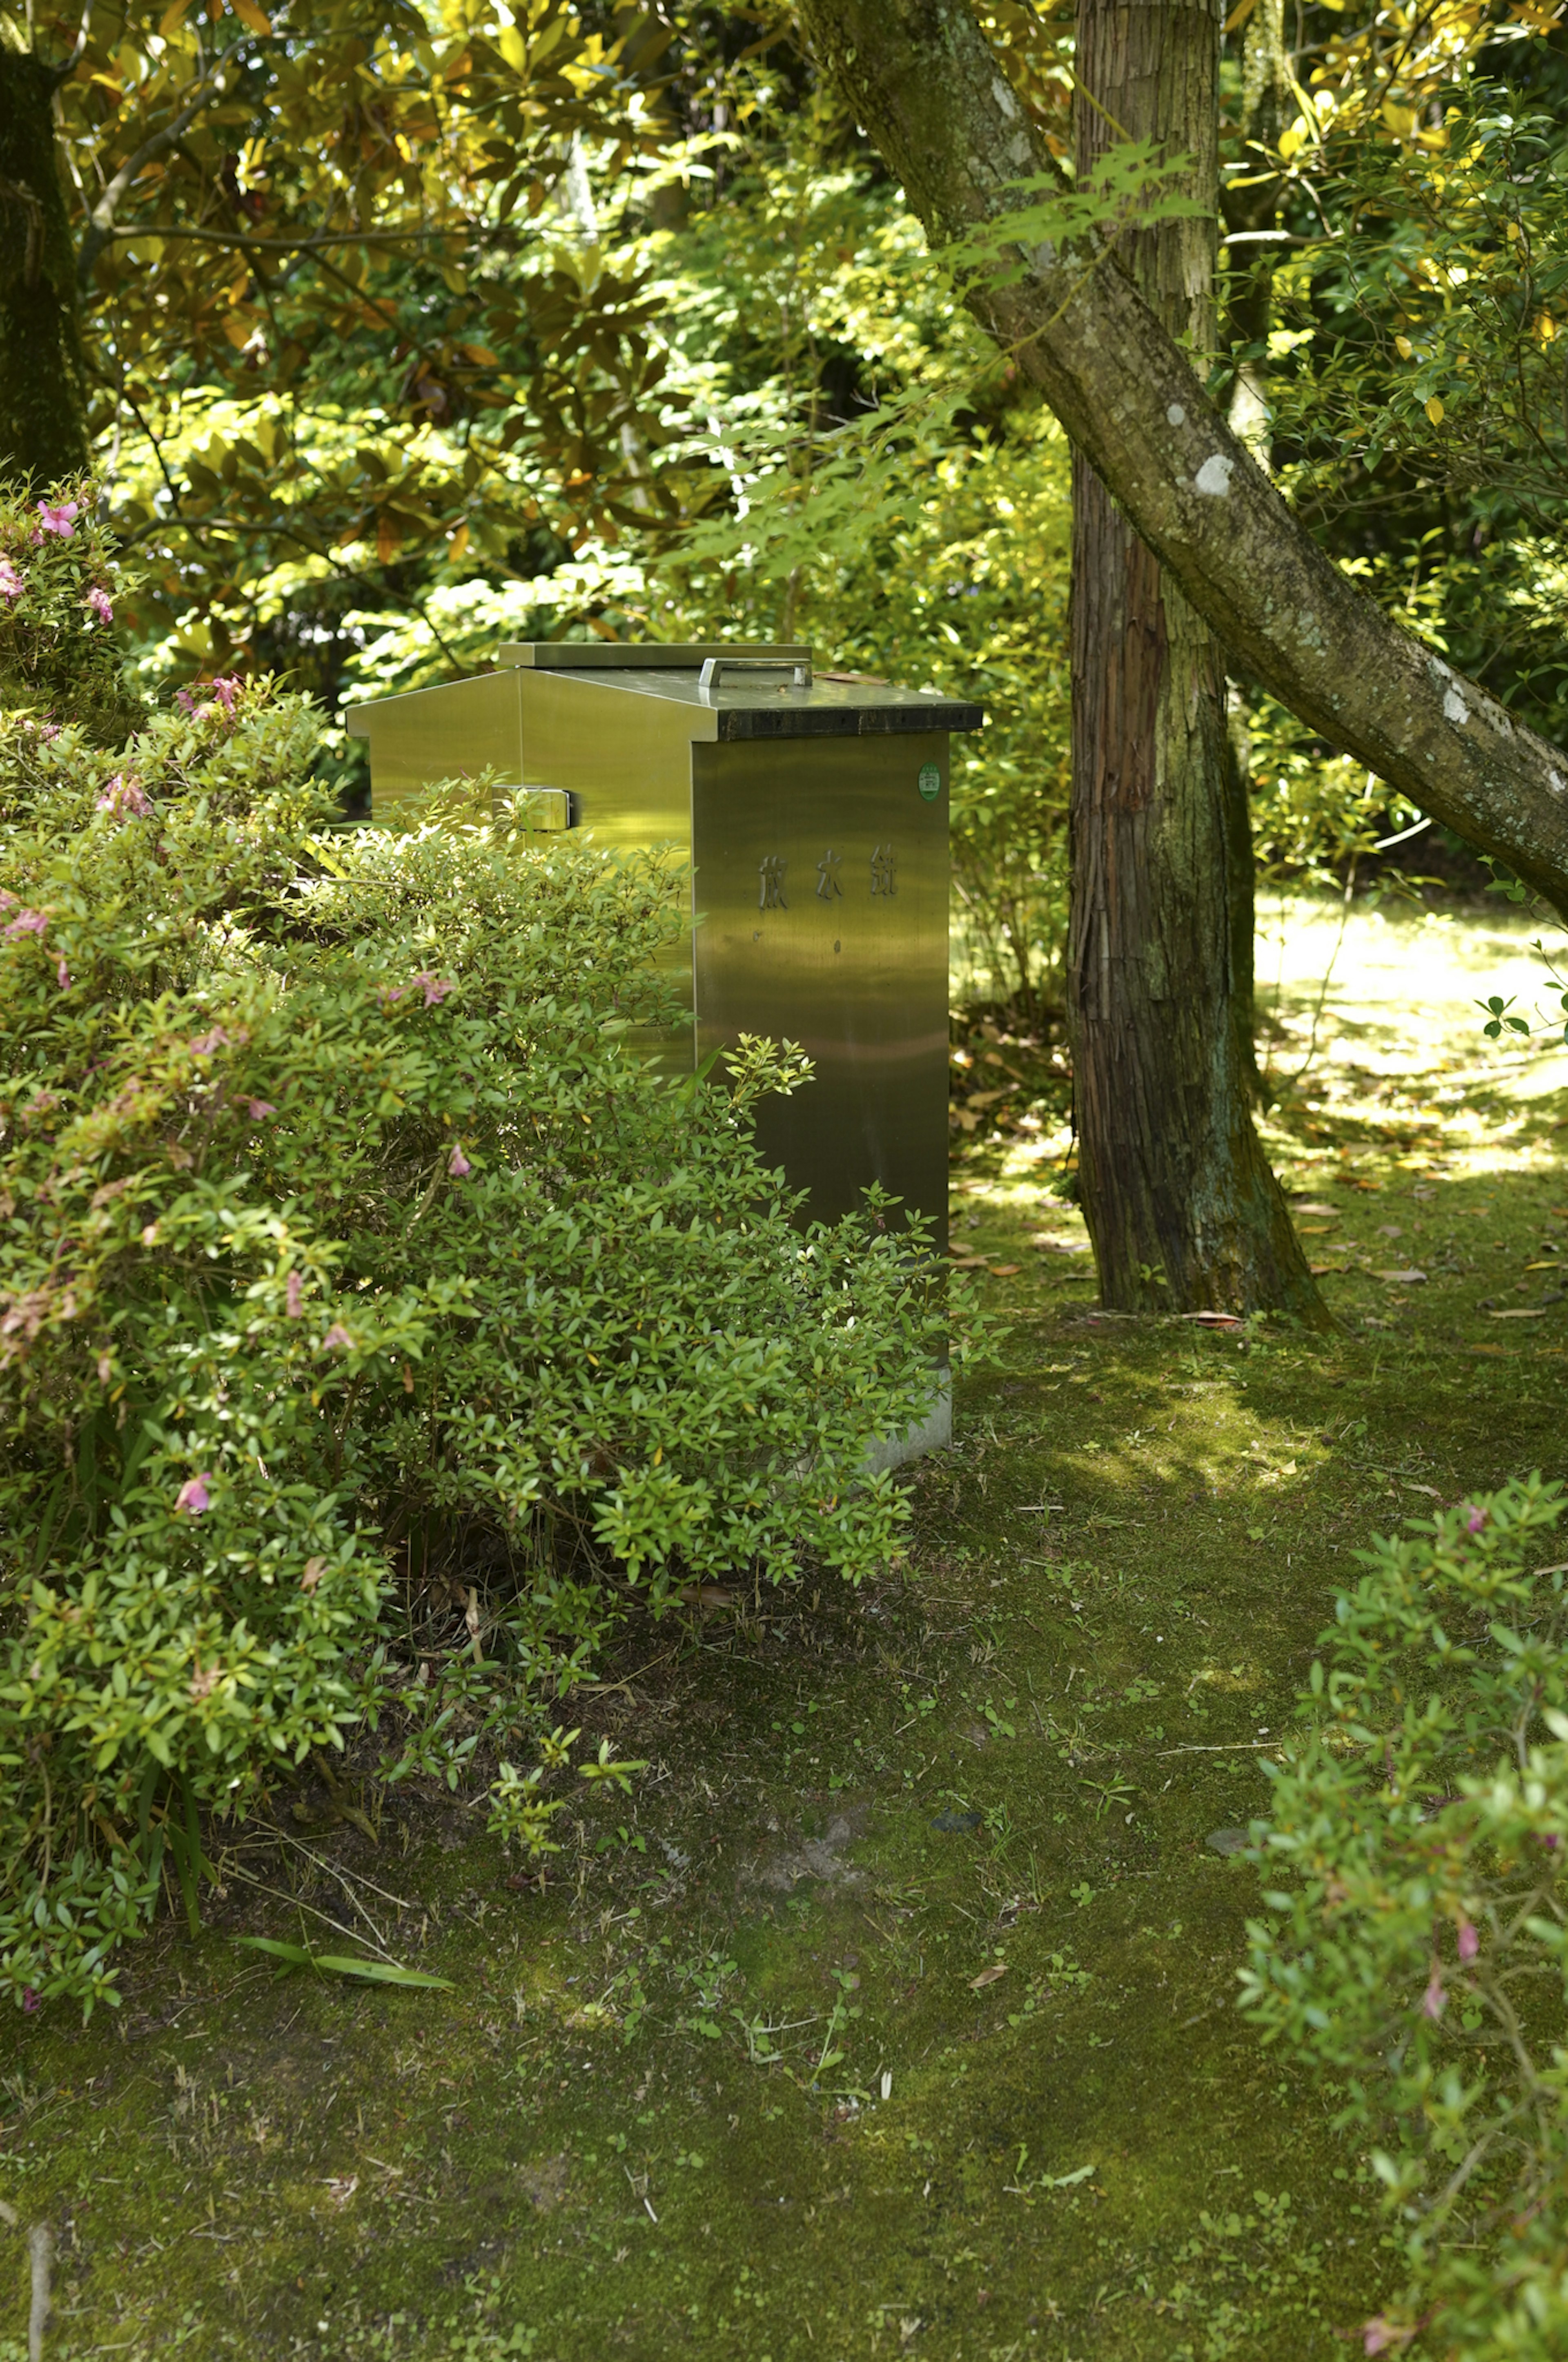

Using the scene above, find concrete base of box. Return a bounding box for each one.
[864,1367,952,1475]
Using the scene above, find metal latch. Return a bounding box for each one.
[698,657,813,691]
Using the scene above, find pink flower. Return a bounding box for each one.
[96,773,150,822]
[1363,2320,1408,2357]
[56,955,69,989]
[174,674,242,721]
[35,499,79,538]
[246,1099,276,1120]
[322,1323,354,1350]
[1466,1505,1487,1534]
[21,1990,38,2014]
[85,585,113,626]
[285,1270,304,1318]
[1458,1920,1479,1963]
[3,907,47,940]
[412,972,455,1007]
[1421,1968,1446,2021]
[187,1027,228,1056]
[375,982,408,1009]
[448,1145,472,1178]
[175,1472,212,1515]
[0,559,22,603]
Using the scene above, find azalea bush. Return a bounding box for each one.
[1240,1476,1568,2355]
[0,532,957,2019]
[0,475,143,744]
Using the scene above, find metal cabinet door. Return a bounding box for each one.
[691,733,949,1241]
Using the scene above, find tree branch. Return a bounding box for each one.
[795,0,1568,917]
[77,80,224,288]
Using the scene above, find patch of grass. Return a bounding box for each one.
[1,899,1563,2360]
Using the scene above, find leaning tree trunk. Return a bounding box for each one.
[793,0,1568,918]
[0,48,89,488]
[1068,0,1323,1318]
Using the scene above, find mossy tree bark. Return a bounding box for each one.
[1068,0,1321,1318]
[0,47,89,488]
[793,0,1568,917]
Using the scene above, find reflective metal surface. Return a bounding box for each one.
[342,648,980,1242]
[691,733,950,1245]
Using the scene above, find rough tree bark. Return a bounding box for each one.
[0,46,89,487]
[1069,0,1321,1315]
[792,0,1568,919]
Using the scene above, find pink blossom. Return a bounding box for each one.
[1466,1505,1487,1534]
[3,907,47,940]
[56,955,70,989]
[175,674,243,721]
[322,1323,354,1350]
[85,585,114,626]
[0,559,22,603]
[21,1989,38,2014]
[246,1099,276,1120]
[448,1145,472,1179]
[285,1270,304,1318]
[1363,2321,1407,2357]
[1458,1920,1479,1963]
[188,1027,229,1056]
[175,1472,212,1515]
[1421,1968,1446,2021]
[375,982,408,1009]
[96,773,150,822]
[35,499,79,538]
[412,972,455,1007]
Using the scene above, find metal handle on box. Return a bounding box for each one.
[698,657,813,691]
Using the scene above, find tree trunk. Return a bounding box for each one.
[1068,0,1321,1317]
[1220,0,1289,455]
[0,49,88,489]
[793,0,1568,919]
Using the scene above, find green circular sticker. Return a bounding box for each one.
[917,762,942,802]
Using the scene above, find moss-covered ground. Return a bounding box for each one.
[3,897,1566,2362]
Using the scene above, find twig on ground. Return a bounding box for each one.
[221,1861,397,1963]
[27,2221,52,2362]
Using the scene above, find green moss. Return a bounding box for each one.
[2,899,1564,2358]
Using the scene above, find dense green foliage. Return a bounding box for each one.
[1243,1477,1568,2353]
[0,509,955,2017]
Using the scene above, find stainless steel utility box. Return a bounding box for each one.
[344,644,982,1251]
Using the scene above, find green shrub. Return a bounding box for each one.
[0,648,956,2016]
[0,474,143,743]
[1241,1476,1568,2354]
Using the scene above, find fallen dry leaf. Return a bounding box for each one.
[1485,1307,1548,1320]
[1376,1269,1427,1284]
[987,1263,1022,1278]
[969,1963,1009,1990]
